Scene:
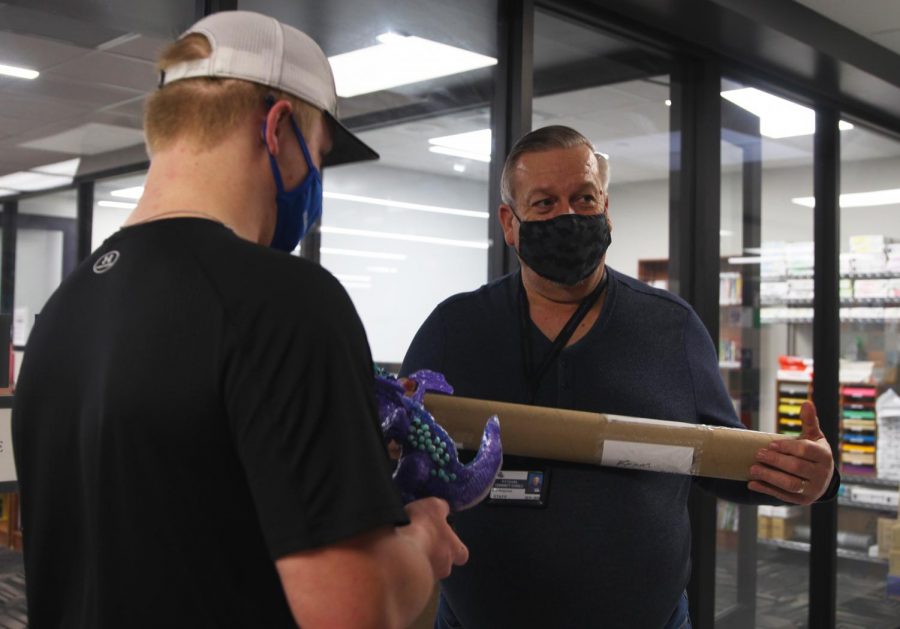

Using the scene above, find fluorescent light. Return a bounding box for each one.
[110,186,144,200]
[453,164,466,173]
[429,128,491,162]
[720,230,734,237]
[0,63,39,80]
[0,171,71,191]
[366,265,398,274]
[792,188,900,208]
[727,256,763,265]
[721,88,853,138]
[376,32,405,45]
[329,33,497,97]
[334,274,372,283]
[98,200,137,209]
[429,146,491,162]
[320,247,407,261]
[664,99,672,107]
[324,190,488,219]
[320,226,489,249]
[31,158,80,177]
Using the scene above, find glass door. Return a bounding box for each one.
[716,79,819,627]
[835,123,900,625]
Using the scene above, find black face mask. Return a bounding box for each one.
[513,211,612,286]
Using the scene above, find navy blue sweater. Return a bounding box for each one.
[401,269,792,629]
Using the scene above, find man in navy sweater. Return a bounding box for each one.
[401,125,838,628]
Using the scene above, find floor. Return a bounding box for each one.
[0,546,896,627]
[716,545,900,628]
[0,549,26,629]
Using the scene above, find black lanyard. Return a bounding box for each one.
[518,270,609,404]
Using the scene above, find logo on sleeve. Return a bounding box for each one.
[93,251,120,274]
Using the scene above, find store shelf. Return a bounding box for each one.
[838,497,898,513]
[761,298,900,307]
[758,538,888,565]
[763,271,900,281]
[841,474,900,489]
[761,313,900,324]
[844,271,900,279]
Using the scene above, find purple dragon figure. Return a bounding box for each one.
[374,368,502,512]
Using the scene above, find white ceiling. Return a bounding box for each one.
[0,21,164,177]
[792,0,900,55]
[1,1,900,197]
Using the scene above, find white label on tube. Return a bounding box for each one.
[601,440,695,475]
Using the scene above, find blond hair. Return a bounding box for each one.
[144,33,321,154]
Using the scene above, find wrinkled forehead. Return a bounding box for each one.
[513,146,603,195]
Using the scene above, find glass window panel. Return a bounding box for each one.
[19,189,77,219]
[14,190,78,375]
[717,78,816,626]
[534,10,671,284]
[241,0,500,366]
[321,111,491,364]
[836,124,900,624]
[92,172,147,251]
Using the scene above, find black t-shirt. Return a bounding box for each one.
[13,218,407,628]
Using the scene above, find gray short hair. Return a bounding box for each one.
[595,152,610,191]
[500,125,608,206]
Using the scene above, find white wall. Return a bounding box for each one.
[92,206,132,251]
[322,163,489,364]
[604,177,669,278]
[14,229,63,343]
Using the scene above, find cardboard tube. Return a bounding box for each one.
[424,393,791,482]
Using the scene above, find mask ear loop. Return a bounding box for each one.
[261,118,287,194]
[288,116,317,175]
[262,94,317,183]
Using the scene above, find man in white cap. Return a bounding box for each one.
[13,10,467,628]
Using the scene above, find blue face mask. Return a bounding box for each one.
[266,116,323,252]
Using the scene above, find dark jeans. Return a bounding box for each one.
[662,591,692,629]
[434,590,692,629]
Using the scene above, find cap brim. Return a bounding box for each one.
[322,112,379,167]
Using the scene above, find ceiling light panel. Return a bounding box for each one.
[792,188,900,208]
[428,146,491,162]
[428,128,491,161]
[0,63,39,79]
[324,190,488,219]
[721,88,854,138]
[320,226,489,249]
[329,34,497,97]
[319,247,407,261]
[30,158,81,176]
[97,200,137,209]
[110,185,144,199]
[0,171,71,191]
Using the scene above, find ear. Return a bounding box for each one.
[499,204,517,247]
[263,99,294,157]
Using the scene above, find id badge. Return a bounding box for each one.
[487,469,549,507]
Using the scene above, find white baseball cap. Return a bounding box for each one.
[159,10,378,167]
